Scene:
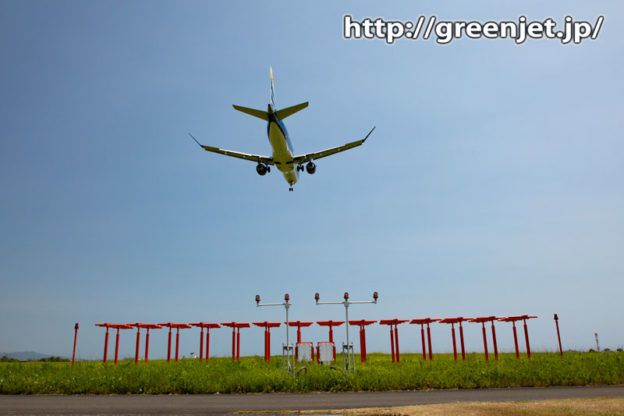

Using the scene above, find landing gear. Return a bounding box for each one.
[289,187,294,192]
[296,165,304,172]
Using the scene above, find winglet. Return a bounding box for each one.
[188,133,203,147]
[363,126,376,142]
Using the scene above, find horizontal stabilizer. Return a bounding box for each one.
[275,102,309,120]
[232,105,269,121]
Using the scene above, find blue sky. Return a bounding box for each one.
[1,1,622,360]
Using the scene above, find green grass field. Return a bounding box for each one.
[1,352,623,394]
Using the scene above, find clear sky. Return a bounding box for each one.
[1,1,622,360]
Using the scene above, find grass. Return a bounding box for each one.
[1,352,623,394]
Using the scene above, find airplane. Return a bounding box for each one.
[189,68,375,191]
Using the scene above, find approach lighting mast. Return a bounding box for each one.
[314,291,378,373]
[255,293,294,374]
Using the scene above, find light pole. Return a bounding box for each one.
[314,291,378,373]
[255,293,294,374]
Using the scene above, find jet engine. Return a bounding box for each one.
[306,161,316,174]
[256,163,270,176]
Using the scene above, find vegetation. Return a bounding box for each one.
[1,352,623,394]
[1,355,68,363]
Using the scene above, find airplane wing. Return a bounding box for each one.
[188,133,274,165]
[292,127,375,164]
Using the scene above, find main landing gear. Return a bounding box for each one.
[289,187,294,192]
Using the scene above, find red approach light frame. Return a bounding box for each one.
[379,319,409,363]
[554,314,563,356]
[409,318,440,361]
[72,323,79,367]
[128,323,162,364]
[287,321,314,361]
[95,323,133,365]
[498,315,538,359]
[316,320,344,361]
[158,323,192,362]
[438,317,471,362]
[252,322,281,363]
[468,316,499,361]
[95,323,112,363]
[190,323,221,362]
[221,322,251,361]
[348,320,377,362]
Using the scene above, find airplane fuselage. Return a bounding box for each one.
[267,112,298,186]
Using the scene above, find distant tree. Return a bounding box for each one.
[37,356,69,362]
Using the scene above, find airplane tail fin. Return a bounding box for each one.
[232,68,308,120]
[270,66,276,109]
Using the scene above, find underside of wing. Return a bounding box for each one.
[292,126,375,164]
[189,134,273,165]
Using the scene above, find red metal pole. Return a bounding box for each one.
[103,327,109,363]
[231,327,236,360]
[114,328,120,365]
[267,328,271,363]
[175,328,180,362]
[481,322,489,361]
[451,323,457,361]
[427,323,433,361]
[135,327,140,364]
[512,322,520,359]
[459,322,466,360]
[491,321,499,360]
[145,329,150,362]
[236,327,241,361]
[205,329,210,362]
[295,326,300,361]
[523,319,531,359]
[554,314,563,356]
[72,323,79,367]
[167,327,172,362]
[420,325,427,361]
[360,326,366,362]
[389,325,395,363]
[394,325,400,363]
[199,327,204,361]
[329,327,335,360]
